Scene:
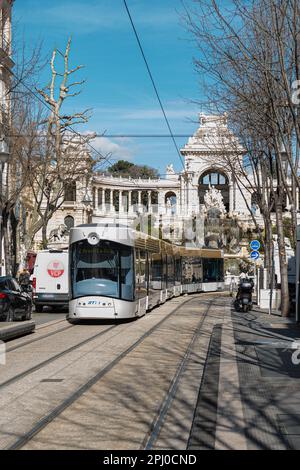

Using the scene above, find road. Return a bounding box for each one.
[2,293,296,450]
[0,293,227,450]
[32,307,67,326]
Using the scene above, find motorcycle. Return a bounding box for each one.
[234,279,254,312]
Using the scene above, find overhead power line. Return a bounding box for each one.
[123,0,185,170]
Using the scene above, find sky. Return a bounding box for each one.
[13,0,206,175]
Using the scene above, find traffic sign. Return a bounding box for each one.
[250,240,261,251]
[250,250,260,260]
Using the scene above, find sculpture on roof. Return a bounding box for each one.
[166,164,175,175]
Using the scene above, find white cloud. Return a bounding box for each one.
[90,135,134,161]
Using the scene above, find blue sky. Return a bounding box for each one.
[14,0,206,175]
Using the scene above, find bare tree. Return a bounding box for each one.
[22,37,101,250]
[184,0,300,315]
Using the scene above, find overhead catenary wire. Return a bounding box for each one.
[123,0,185,170]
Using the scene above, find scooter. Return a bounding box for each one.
[234,279,254,312]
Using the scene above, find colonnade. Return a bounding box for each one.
[92,188,179,215]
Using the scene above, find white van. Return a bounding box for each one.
[32,249,69,312]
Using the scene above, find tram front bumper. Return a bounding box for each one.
[68,298,116,319]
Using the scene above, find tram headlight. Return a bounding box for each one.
[87,232,100,245]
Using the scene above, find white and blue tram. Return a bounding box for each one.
[67,224,224,321]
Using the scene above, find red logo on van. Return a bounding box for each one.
[47,260,64,278]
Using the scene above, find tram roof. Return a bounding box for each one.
[70,224,223,258]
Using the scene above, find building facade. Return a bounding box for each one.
[0,0,14,274]
[30,113,297,251]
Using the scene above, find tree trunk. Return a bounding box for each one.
[42,221,48,249]
[10,211,19,277]
[2,214,11,276]
[275,201,289,317]
[264,217,273,284]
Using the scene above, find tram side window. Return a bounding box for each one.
[135,249,140,297]
[182,257,202,284]
[120,248,134,301]
[182,258,191,285]
[175,258,182,285]
[218,259,224,281]
[193,257,202,283]
[167,255,175,287]
[139,250,148,297]
[150,254,162,290]
[162,255,167,289]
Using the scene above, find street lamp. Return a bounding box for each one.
[0,136,9,276]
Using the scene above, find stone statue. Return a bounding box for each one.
[166,197,173,215]
[204,185,226,215]
[166,164,175,175]
[49,224,69,243]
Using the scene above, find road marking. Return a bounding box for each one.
[215,308,247,450]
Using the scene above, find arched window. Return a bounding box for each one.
[165,191,177,215]
[64,181,76,202]
[64,215,74,231]
[198,170,229,212]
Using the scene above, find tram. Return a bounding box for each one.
[67,224,224,321]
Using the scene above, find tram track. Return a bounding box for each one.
[6,323,74,353]
[142,300,212,450]
[7,295,196,450]
[0,324,118,390]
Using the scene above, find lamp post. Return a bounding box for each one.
[0,136,10,276]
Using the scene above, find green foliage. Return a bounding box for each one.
[107,160,159,179]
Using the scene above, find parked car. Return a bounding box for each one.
[0,276,32,322]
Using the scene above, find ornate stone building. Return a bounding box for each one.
[31,113,298,251]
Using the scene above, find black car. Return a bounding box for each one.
[0,276,32,322]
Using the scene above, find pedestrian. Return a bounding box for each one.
[19,268,31,289]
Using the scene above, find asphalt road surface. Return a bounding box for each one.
[32,307,67,325]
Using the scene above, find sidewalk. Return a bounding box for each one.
[0,321,35,341]
[189,295,300,450]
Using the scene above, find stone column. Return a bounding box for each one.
[118,190,122,213]
[229,181,235,214]
[148,191,152,213]
[128,191,132,213]
[102,188,105,212]
[95,187,98,210]
[110,189,113,213]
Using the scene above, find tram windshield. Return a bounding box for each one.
[70,239,134,301]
